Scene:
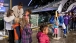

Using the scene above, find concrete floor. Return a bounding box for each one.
[0,30,76,43]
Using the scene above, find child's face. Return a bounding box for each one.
[44,27,48,34]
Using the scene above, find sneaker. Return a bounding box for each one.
[63,34,67,38]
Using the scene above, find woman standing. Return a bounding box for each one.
[20,9,32,43]
[4,9,15,43]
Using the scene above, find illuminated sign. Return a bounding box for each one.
[0,0,5,12]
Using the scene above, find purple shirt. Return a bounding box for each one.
[63,15,69,25]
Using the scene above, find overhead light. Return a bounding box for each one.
[28,0,32,6]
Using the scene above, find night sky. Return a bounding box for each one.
[4,0,30,7]
[12,0,30,6]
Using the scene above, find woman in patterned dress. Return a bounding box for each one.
[20,9,32,43]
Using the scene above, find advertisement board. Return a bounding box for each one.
[31,14,39,28]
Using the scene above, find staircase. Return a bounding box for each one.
[62,0,76,12]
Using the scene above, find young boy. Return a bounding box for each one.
[63,13,69,33]
[37,24,50,43]
[12,18,21,43]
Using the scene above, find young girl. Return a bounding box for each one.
[53,18,59,39]
[53,11,59,39]
[20,9,32,43]
[4,9,15,43]
[12,18,21,43]
[37,24,50,43]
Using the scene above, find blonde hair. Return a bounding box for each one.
[14,18,20,23]
[20,16,29,29]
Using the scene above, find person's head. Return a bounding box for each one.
[18,2,23,9]
[69,12,74,16]
[24,9,32,16]
[39,24,48,34]
[65,12,68,15]
[6,9,13,17]
[14,18,20,24]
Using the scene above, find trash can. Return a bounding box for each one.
[0,18,4,30]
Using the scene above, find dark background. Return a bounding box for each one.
[4,0,30,7]
[12,0,30,6]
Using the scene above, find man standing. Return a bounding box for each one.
[12,2,24,18]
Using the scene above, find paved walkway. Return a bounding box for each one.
[0,30,76,43]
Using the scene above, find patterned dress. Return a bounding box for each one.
[22,24,32,43]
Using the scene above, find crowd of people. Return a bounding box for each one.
[3,1,76,43]
[50,11,76,38]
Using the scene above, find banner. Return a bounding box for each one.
[31,14,39,28]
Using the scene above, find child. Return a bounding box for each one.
[21,9,32,43]
[37,24,50,43]
[53,17,59,39]
[4,9,15,43]
[12,18,21,43]
[63,13,69,33]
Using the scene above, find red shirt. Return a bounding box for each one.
[37,32,50,43]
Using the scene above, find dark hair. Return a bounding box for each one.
[65,12,68,14]
[6,9,13,17]
[39,24,48,32]
[25,9,32,14]
[18,2,23,6]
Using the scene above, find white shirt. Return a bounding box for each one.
[4,14,15,30]
[12,5,24,18]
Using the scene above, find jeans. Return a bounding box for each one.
[73,22,76,30]
[63,29,67,34]
[70,21,73,29]
[65,25,68,33]
[15,39,21,43]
